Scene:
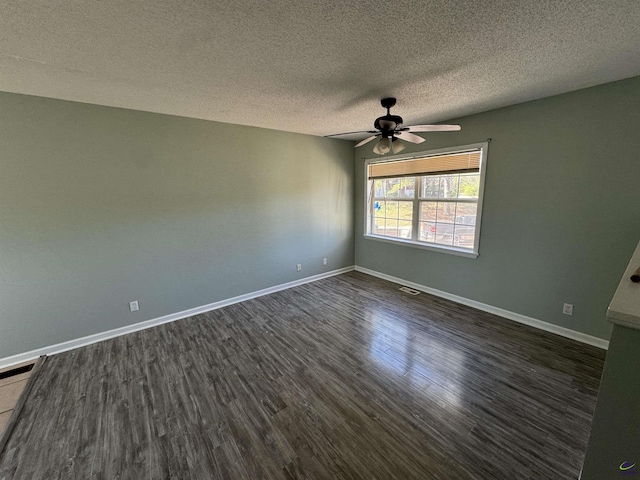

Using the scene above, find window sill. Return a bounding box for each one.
[363,234,479,258]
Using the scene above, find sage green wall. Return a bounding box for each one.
[580,325,640,479]
[355,76,640,340]
[0,93,354,358]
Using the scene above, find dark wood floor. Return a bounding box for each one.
[0,272,605,479]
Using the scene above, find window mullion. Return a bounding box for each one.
[412,176,421,241]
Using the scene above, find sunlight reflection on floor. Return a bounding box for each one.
[367,308,466,408]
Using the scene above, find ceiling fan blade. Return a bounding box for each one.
[395,131,425,144]
[403,124,461,132]
[324,130,378,138]
[354,135,379,148]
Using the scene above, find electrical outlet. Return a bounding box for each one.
[296,264,302,272]
[563,303,573,315]
[129,300,140,312]
[322,258,328,266]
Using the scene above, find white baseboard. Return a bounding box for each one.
[0,266,355,370]
[355,266,610,350]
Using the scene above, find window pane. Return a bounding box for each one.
[455,203,477,225]
[420,201,437,222]
[373,219,385,235]
[398,220,412,239]
[373,179,382,197]
[398,178,415,198]
[454,224,475,248]
[384,178,399,198]
[421,176,440,198]
[419,222,436,243]
[373,200,385,217]
[377,177,415,198]
[435,223,454,245]
[373,201,413,239]
[458,174,480,198]
[384,201,398,218]
[385,219,398,237]
[398,201,413,221]
[437,202,457,223]
[440,174,460,199]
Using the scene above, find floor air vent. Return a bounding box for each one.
[0,363,34,381]
[399,286,420,295]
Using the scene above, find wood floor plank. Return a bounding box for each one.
[0,272,605,479]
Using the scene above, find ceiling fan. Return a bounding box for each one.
[326,98,461,155]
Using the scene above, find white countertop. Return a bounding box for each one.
[607,240,640,329]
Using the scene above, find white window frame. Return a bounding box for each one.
[363,142,489,258]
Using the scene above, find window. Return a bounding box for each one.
[365,143,488,257]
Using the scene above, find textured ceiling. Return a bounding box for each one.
[1,0,639,139]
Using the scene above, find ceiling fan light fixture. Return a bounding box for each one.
[374,137,391,155]
[391,138,406,154]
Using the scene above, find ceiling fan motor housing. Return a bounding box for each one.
[374,114,403,136]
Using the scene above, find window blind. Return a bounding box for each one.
[368,150,481,179]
